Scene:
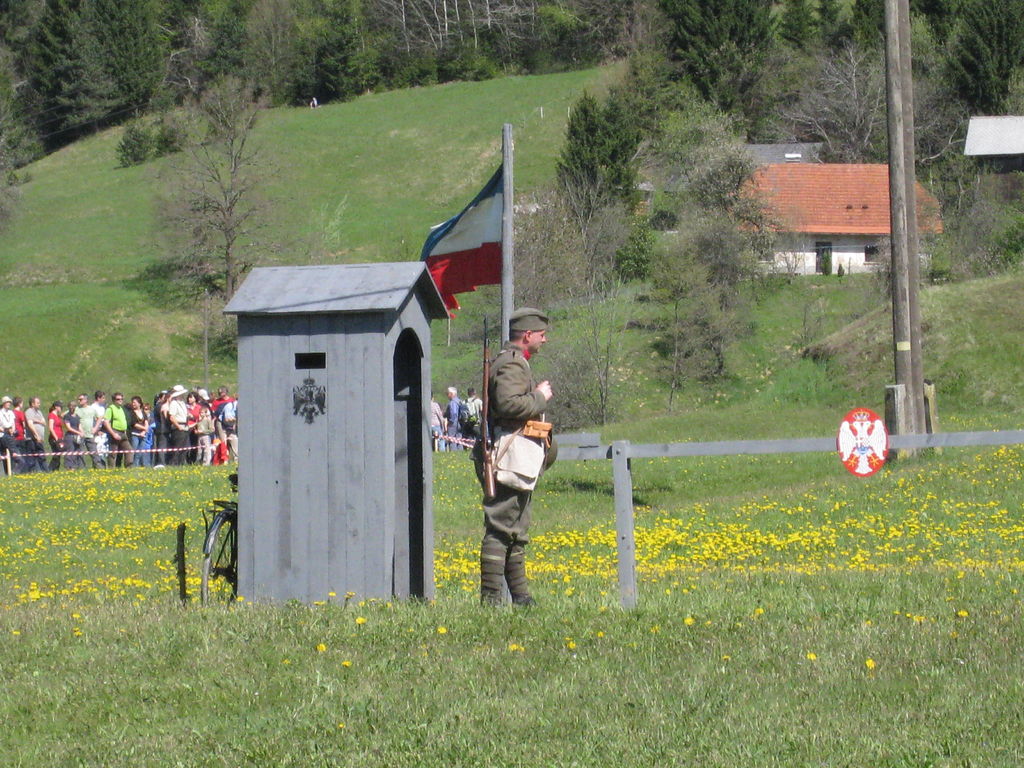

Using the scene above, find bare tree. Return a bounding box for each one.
[0,49,29,229]
[0,124,18,229]
[164,15,212,99]
[517,188,633,427]
[371,0,535,56]
[782,44,887,163]
[245,0,300,103]
[168,77,268,301]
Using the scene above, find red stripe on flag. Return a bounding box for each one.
[425,243,502,313]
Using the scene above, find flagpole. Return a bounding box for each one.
[501,123,514,344]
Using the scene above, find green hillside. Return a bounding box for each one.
[431,272,1024,442]
[3,65,1023,437]
[0,68,613,399]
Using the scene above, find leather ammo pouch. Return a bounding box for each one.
[494,421,552,491]
[521,419,552,446]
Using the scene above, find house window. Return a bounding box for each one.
[864,245,879,263]
[814,241,833,275]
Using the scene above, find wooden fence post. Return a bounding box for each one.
[885,383,914,459]
[612,440,637,609]
[923,380,939,434]
[922,379,941,454]
[176,523,188,604]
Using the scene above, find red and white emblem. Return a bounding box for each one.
[837,408,888,477]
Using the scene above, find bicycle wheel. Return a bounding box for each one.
[200,507,238,604]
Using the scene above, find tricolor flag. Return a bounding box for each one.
[421,165,504,314]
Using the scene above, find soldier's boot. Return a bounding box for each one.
[480,537,507,606]
[505,542,535,607]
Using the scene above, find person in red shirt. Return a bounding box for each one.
[47,401,65,471]
[209,386,232,417]
[210,386,235,453]
[12,397,27,473]
[185,391,202,463]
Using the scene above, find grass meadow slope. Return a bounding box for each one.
[0,67,611,398]
[435,272,1024,441]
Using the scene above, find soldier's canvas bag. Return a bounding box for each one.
[493,426,548,491]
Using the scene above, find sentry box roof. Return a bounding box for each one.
[224,262,448,319]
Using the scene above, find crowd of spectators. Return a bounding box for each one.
[429,386,482,451]
[0,385,238,474]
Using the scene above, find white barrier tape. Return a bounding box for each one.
[438,434,478,448]
[9,444,209,459]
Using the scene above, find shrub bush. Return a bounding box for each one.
[116,121,155,167]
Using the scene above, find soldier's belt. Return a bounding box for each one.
[494,418,551,432]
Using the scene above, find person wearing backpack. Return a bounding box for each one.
[444,386,465,450]
[465,387,483,438]
[216,396,238,461]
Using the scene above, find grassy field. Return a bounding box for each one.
[4,63,1024,765]
[2,440,1024,765]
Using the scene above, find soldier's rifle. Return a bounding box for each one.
[480,318,497,498]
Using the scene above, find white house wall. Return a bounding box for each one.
[770,234,881,275]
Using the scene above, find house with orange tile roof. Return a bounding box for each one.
[749,163,943,275]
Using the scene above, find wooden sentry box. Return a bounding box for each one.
[224,263,448,603]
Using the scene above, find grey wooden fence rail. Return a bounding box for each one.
[555,429,1024,609]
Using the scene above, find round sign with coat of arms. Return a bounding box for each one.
[837,408,888,477]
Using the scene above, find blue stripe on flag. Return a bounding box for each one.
[421,165,503,261]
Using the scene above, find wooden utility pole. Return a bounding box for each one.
[501,123,514,343]
[883,0,924,434]
[203,291,211,394]
[898,0,926,434]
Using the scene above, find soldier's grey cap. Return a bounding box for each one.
[509,307,549,333]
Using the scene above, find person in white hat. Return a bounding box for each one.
[0,397,17,474]
[165,385,190,465]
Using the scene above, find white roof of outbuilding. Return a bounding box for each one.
[224,262,448,318]
[964,116,1024,156]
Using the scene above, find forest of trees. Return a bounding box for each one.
[0,0,1021,175]
[0,0,642,157]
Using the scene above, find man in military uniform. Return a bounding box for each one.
[475,307,557,606]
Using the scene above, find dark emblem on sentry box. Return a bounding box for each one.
[293,377,327,424]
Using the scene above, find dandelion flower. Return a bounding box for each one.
[865,658,876,670]
[806,652,817,661]
[355,616,367,625]
[436,626,448,635]
[316,643,327,653]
